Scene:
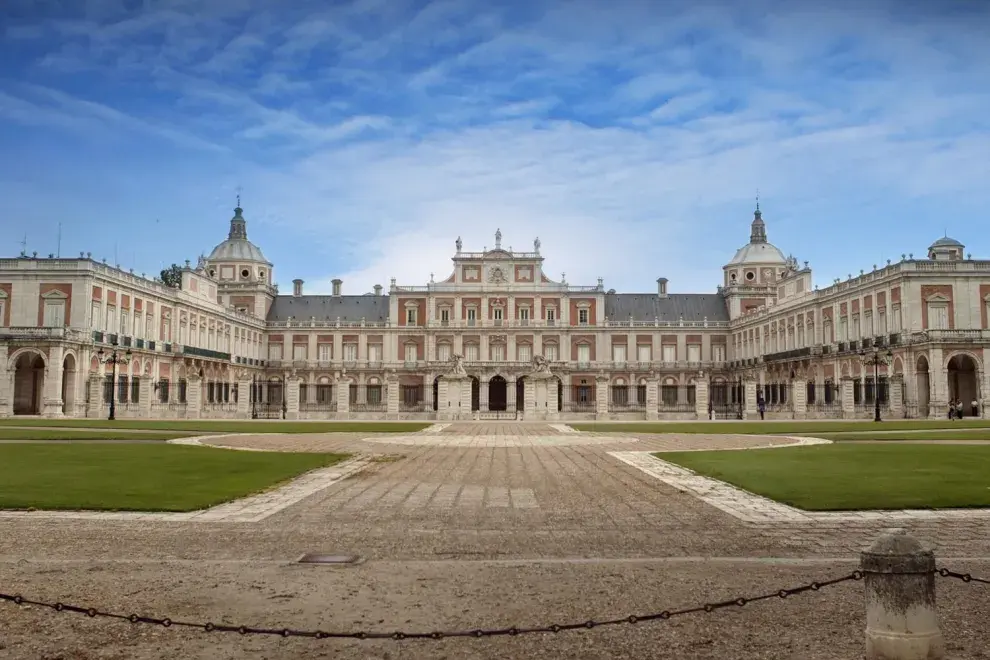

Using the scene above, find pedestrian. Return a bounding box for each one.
[948,400,955,419]
[757,396,766,421]
[972,398,980,418]
[956,400,964,419]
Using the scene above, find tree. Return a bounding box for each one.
[160,263,183,288]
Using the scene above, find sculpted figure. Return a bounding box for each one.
[450,353,468,377]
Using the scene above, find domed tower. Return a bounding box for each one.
[721,203,789,319]
[204,204,276,318]
[927,236,965,261]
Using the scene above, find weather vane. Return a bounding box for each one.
[236,185,243,208]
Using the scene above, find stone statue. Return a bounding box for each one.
[455,236,462,252]
[531,354,553,378]
[495,228,502,249]
[534,237,541,253]
[449,353,467,377]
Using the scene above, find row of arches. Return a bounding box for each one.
[429,375,565,412]
[11,350,77,416]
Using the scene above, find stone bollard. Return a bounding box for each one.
[860,528,945,660]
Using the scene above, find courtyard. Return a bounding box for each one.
[1,420,988,659]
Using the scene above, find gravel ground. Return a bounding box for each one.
[2,423,988,659]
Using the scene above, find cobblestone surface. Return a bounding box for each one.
[2,421,989,659]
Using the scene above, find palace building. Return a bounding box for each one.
[0,203,987,420]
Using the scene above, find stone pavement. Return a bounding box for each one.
[2,421,990,659]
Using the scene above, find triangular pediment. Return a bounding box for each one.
[41,289,68,300]
[925,293,950,304]
[0,289,8,298]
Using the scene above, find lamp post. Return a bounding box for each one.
[860,346,894,422]
[96,341,132,421]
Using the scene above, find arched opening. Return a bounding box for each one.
[516,376,526,411]
[947,354,979,410]
[470,376,480,412]
[488,375,507,412]
[13,352,46,415]
[916,355,930,418]
[432,376,440,412]
[62,354,77,415]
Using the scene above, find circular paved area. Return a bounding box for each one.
[3,421,990,659]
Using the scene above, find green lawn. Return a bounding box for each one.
[0,428,194,441]
[0,444,350,512]
[656,444,990,511]
[0,419,432,434]
[573,419,990,435]
[819,429,990,442]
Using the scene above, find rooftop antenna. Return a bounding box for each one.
[56,222,62,257]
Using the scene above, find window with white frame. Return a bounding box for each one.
[878,310,887,334]
[687,344,701,362]
[637,344,651,362]
[852,314,861,339]
[612,344,627,363]
[163,316,171,342]
[343,343,358,361]
[466,307,477,325]
[439,307,450,323]
[577,344,591,363]
[199,326,206,348]
[927,300,949,330]
[293,343,307,360]
[404,342,419,362]
[318,343,332,361]
[405,306,418,325]
[543,343,558,362]
[578,308,589,324]
[546,306,556,324]
[493,306,503,322]
[491,343,505,361]
[120,310,129,336]
[661,344,676,362]
[864,312,873,337]
[890,305,901,332]
[437,342,451,363]
[268,343,283,361]
[518,306,530,323]
[368,344,382,362]
[134,312,142,338]
[106,306,116,333]
[43,292,67,327]
[712,344,726,362]
[91,301,102,330]
[517,343,532,362]
[464,343,479,361]
[146,315,153,339]
[838,317,847,341]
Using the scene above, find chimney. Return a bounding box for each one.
[292,279,303,297]
[331,278,343,297]
[373,284,382,296]
[657,277,669,298]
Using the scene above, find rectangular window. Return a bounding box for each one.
[928,304,949,330]
[268,343,283,361]
[120,311,129,336]
[344,343,358,361]
[146,316,153,339]
[838,318,847,341]
[491,344,505,361]
[163,319,171,342]
[318,344,331,361]
[493,307,503,321]
[852,315,860,339]
[466,307,477,325]
[712,345,726,362]
[637,344,651,362]
[890,306,901,332]
[577,344,591,364]
[687,344,701,362]
[546,307,556,324]
[661,345,676,362]
[864,312,873,337]
[465,344,479,361]
[518,344,532,362]
[544,344,558,362]
[91,301,102,330]
[519,307,530,321]
[440,308,450,322]
[405,343,419,362]
[293,343,307,361]
[106,306,116,333]
[437,343,451,362]
[406,308,417,324]
[578,308,589,324]
[878,310,887,334]
[44,301,65,327]
[368,344,381,362]
[612,344,627,363]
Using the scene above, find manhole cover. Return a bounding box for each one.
[297,553,362,565]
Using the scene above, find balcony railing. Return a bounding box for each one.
[1,327,87,341]
[182,345,232,361]
[910,329,990,343]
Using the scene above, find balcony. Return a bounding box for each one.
[910,329,990,343]
[762,347,812,363]
[182,345,232,361]
[1,327,87,342]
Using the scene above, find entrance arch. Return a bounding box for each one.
[916,355,930,418]
[62,353,77,415]
[947,353,979,407]
[13,351,46,415]
[488,375,508,412]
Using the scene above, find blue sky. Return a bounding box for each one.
[1,0,988,296]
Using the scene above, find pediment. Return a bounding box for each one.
[41,289,68,300]
[0,289,7,298]
[925,293,950,304]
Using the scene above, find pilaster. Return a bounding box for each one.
[285,375,300,420]
[595,375,609,419]
[646,377,659,420]
[694,378,709,420]
[87,373,102,418]
[185,374,203,419]
[506,377,517,413]
[139,377,152,418]
[0,345,10,418]
[889,374,903,418]
[841,377,856,419]
[744,378,758,419]
[336,374,352,417]
[928,347,947,418]
[237,377,252,417]
[43,344,65,417]
[479,379,489,412]
[791,378,807,419]
[386,374,399,419]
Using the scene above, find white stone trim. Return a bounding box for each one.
[610,445,990,523]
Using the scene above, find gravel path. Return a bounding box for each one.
[2,421,988,659]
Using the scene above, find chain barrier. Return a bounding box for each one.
[2,568,984,641]
[1,572,863,641]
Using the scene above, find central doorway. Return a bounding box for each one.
[488,375,508,411]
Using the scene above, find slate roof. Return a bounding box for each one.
[267,295,389,323]
[604,293,729,323]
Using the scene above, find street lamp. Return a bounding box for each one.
[860,346,894,422]
[96,341,132,421]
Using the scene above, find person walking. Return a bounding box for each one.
[972,398,980,418]
[956,400,965,419]
[757,395,766,421]
[948,400,956,419]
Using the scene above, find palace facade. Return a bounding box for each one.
[1,204,987,420]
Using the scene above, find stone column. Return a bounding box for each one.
[523,378,535,417]
[928,346,947,419]
[0,345,10,418]
[185,374,203,419]
[237,377,251,417]
[693,378,709,420]
[386,374,399,419]
[645,377,659,421]
[139,377,152,418]
[437,377,451,420]
[744,378,757,419]
[791,378,807,419]
[841,377,856,419]
[506,376,517,413]
[87,373,102,418]
[889,374,904,418]
[43,344,65,417]
[336,375,352,418]
[285,375,300,420]
[479,379,489,412]
[861,529,944,660]
[595,375,609,419]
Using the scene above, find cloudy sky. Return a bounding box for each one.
[1,0,988,295]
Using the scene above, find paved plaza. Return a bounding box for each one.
[1,422,989,659]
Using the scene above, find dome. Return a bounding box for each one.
[725,207,787,266]
[929,236,963,249]
[207,207,270,264]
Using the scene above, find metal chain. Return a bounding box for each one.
[939,567,990,586]
[0,572,861,641]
